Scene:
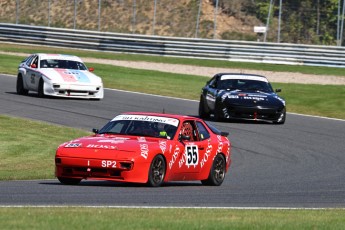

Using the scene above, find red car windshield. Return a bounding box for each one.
[98,119,178,140]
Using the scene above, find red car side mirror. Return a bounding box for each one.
[88,67,94,72]
[30,64,37,68]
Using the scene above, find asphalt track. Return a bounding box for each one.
[1,74,345,208]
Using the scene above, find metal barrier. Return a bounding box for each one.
[1,23,345,68]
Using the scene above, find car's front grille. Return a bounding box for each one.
[225,105,283,121]
[62,167,124,179]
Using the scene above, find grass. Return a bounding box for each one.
[0,115,89,180]
[273,83,345,119]
[0,207,345,229]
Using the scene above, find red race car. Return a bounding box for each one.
[55,112,231,187]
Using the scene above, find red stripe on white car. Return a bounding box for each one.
[54,68,77,82]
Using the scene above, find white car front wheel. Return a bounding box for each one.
[16,75,29,95]
[38,78,45,98]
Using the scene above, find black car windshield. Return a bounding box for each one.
[40,59,87,70]
[218,79,273,92]
[98,116,179,140]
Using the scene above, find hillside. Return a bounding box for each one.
[0,0,261,40]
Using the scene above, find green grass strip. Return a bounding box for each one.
[0,207,344,230]
[0,115,89,180]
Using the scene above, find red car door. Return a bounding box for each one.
[168,121,207,175]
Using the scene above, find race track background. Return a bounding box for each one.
[1,74,345,208]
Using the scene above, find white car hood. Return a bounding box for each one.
[39,68,102,84]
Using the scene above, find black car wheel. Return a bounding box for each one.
[201,154,226,186]
[213,101,224,122]
[57,177,81,185]
[38,78,45,98]
[16,75,28,95]
[198,96,210,118]
[147,155,166,187]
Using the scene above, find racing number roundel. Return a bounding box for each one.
[185,145,199,167]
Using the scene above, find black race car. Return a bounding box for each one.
[199,73,286,124]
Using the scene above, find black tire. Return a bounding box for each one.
[198,96,209,118]
[16,75,28,95]
[38,78,45,98]
[273,108,286,125]
[147,155,166,187]
[213,101,224,122]
[201,154,226,186]
[57,177,81,185]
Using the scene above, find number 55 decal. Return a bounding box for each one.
[185,145,199,167]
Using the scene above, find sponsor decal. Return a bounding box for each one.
[159,140,167,154]
[200,143,213,168]
[220,75,269,82]
[137,137,146,142]
[243,96,266,101]
[226,145,230,162]
[30,74,35,84]
[223,94,238,100]
[65,143,82,148]
[86,144,117,149]
[98,139,126,144]
[217,135,224,153]
[112,115,179,127]
[169,145,180,169]
[140,144,149,159]
[223,92,267,101]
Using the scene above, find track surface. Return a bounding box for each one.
[1,74,345,208]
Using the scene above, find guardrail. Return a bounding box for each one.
[1,23,345,68]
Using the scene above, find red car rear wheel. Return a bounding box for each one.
[201,154,226,186]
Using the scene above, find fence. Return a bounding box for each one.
[1,23,345,68]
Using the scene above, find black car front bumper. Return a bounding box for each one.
[221,105,285,122]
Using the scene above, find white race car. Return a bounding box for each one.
[16,53,104,99]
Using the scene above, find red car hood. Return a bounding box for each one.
[56,135,167,160]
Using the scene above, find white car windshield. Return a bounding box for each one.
[40,59,87,70]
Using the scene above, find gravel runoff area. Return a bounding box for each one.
[3,52,345,85]
[85,58,345,85]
